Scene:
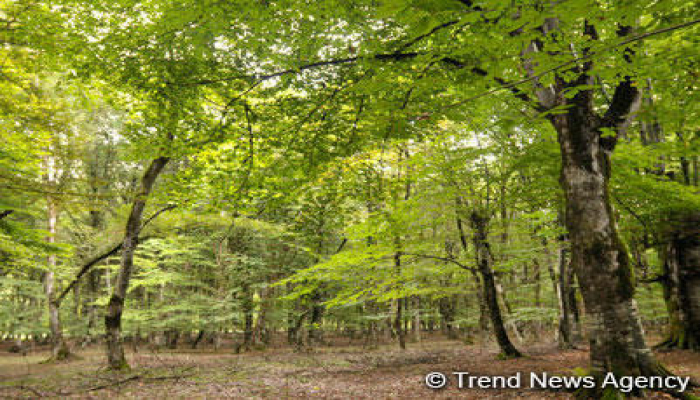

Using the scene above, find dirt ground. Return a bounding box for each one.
[1,339,698,399]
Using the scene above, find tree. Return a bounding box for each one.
[268,0,699,386]
[104,156,170,370]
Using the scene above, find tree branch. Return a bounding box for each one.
[403,252,476,272]
[397,20,459,52]
[56,204,177,304]
[601,76,640,129]
[178,52,422,86]
[56,241,123,305]
[443,18,700,113]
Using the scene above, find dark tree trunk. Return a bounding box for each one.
[307,291,325,345]
[105,156,169,370]
[551,80,669,385]
[470,210,521,358]
[191,330,205,349]
[657,211,700,350]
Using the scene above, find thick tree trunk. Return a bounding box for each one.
[657,211,700,350]
[553,86,668,387]
[105,156,169,370]
[470,211,521,358]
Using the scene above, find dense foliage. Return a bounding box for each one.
[0,0,698,395]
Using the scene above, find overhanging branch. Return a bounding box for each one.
[56,204,177,304]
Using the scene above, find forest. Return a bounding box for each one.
[0,0,699,398]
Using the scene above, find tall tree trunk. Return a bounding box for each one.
[520,17,676,391]
[105,156,169,370]
[552,82,669,384]
[657,211,700,350]
[470,210,521,358]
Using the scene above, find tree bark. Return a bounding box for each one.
[552,80,669,386]
[657,211,700,350]
[470,210,521,358]
[105,156,169,370]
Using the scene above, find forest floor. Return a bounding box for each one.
[0,338,699,399]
